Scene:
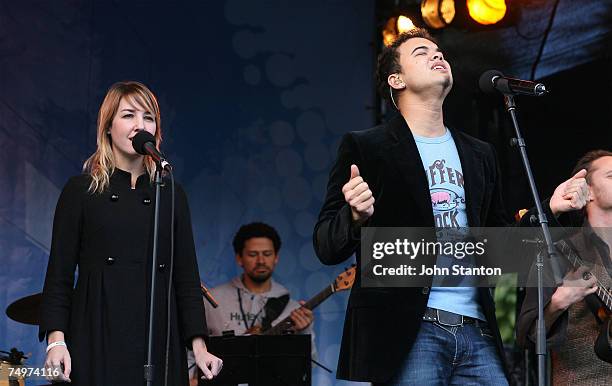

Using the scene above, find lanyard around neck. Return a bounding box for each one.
[236,288,264,330]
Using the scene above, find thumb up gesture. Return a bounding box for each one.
[342,165,374,223]
[549,169,589,216]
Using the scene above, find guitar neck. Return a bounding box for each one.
[263,284,335,336]
[305,284,335,310]
[557,240,612,312]
[595,286,612,313]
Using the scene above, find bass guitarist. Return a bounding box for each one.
[187,222,315,384]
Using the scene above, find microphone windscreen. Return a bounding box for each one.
[479,69,504,94]
[132,130,156,155]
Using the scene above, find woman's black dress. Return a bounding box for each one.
[40,169,207,386]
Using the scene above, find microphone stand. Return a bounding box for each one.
[503,94,563,386]
[144,168,163,386]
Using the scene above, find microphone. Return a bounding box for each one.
[132,131,172,170]
[479,70,548,96]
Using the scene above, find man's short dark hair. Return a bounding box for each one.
[376,28,438,100]
[571,150,612,182]
[232,222,282,255]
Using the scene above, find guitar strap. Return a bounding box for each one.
[261,294,290,331]
[237,288,264,329]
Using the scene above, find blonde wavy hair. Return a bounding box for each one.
[83,81,162,193]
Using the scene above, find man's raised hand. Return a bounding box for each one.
[342,164,374,224]
[550,169,589,215]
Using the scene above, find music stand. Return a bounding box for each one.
[199,334,311,386]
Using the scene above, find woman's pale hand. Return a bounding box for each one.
[192,337,223,381]
[45,344,72,382]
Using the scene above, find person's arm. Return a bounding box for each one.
[314,133,372,265]
[481,143,585,227]
[40,178,82,339]
[543,266,598,329]
[518,169,589,229]
[191,337,222,380]
[44,330,71,381]
[516,286,569,350]
[548,169,589,217]
[289,301,318,361]
[172,184,209,346]
[40,177,84,381]
[516,266,597,349]
[173,185,223,380]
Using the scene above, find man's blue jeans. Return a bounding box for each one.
[375,320,508,386]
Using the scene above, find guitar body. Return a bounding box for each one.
[244,325,263,335]
[556,240,612,363]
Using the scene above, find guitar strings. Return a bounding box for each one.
[558,242,612,308]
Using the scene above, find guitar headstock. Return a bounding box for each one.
[333,265,356,292]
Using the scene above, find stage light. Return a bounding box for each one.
[421,0,456,29]
[467,0,507,25]
[515,208,529,222]
[382,17,398,46]
[397,15,416,33]
[382,15,417,46]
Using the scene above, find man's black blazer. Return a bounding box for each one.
[313,114,511,383]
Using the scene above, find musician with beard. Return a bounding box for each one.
[517,150,612,385]
[188,222,315,384]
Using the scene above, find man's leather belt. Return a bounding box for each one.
[422,307,484,327]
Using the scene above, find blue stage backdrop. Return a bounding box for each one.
[0,1,375,385]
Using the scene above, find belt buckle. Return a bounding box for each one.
[436,309,463,327]
[423,308,436,322]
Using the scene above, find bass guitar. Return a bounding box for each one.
[246,266,356,335]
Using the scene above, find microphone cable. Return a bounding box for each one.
[530,0,561,80]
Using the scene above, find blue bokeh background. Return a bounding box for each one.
[0,1,374,385]
[1,1,610,385]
